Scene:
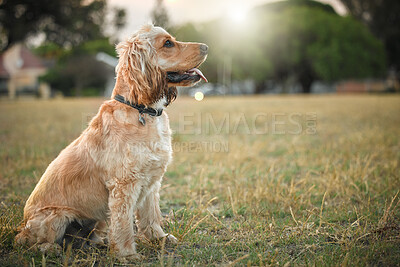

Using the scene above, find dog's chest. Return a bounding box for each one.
[121,115,172,181]
[97,110,173,189]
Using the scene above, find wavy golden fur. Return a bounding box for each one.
[15,24,208,261]
[114,29,169,106]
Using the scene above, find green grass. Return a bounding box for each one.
[0,95,399,266]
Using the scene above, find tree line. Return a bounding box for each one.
[0,0,398,95]
[172,0,388,93]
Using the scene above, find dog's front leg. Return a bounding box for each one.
[136,181,177,243]
[108,181,141,259]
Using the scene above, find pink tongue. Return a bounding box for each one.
[188,68,208,83]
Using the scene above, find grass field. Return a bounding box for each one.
[0,95,399,266]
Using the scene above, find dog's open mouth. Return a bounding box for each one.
[167,68,208,84]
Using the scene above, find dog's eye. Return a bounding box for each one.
[163,40,174,48]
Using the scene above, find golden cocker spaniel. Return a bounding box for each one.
[15,24,208,260]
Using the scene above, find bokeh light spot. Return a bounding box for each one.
[194,91,204,101]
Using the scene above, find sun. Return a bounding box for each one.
[227,6,247,24]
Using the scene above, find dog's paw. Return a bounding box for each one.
[152,233,178,245]
[118,253,144,263]
[166,234,178,244]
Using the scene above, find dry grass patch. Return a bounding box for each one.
[0,95,399,266]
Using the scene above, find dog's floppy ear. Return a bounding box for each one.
[116,35,167,106]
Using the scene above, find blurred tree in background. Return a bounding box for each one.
[0,0,125,50]
[0,0,390,96]
[173,0,386,93]
[150,0,170,30]
[246,2,385,93]
[35,39,114,96]
[338,0,400,76]
[0,0,126,96]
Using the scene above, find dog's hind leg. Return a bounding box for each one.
[61,219,100,249]
[15,207,81,254]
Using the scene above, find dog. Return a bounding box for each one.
[15,24,208,260]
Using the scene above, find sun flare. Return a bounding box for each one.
[227,6,247,23]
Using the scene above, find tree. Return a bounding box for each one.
[150,0,170,30]
[338,0,400,73]
[260,5,385,93]
[37,39,114,96]
[0,0,127,96]
[0,0,126,51]
[169,0,386,94]
[113,7,127,32]
[234,1,386,93]
[0,0,59,50]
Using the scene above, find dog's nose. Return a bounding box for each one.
[200,44,208,55]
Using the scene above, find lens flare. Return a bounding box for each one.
[228,6,247,23]
[194,92,204,101]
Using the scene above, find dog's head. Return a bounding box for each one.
[114,24,208,106]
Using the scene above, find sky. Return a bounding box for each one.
[109,0,347,39]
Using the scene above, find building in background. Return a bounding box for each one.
[0,43,50,99]
[96,52,118,98]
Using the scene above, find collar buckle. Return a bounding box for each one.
[114,94,163,125]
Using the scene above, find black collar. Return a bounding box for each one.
[114,94,163,125]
